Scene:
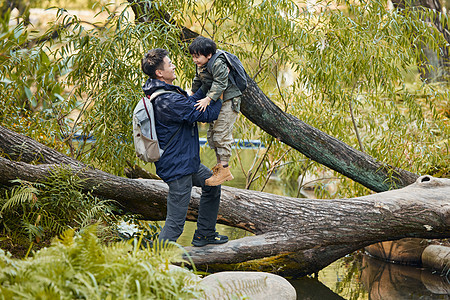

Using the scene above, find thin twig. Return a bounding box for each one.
[349,83,365,152]
[246,138,273,190]
[260,148,291,192]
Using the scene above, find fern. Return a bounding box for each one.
[0,225,203,299]
[0,166,118,256]
[1,184,40,214]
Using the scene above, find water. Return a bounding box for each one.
[144,146,449,299]
[156,220,448,299]
[312,254,449,299]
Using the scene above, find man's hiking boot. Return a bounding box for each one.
[192,231,229,247]
[205,164,234,186]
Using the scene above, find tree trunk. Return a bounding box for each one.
[0,127,448,276]
[392,0,450,81]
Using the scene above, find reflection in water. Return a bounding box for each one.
[361,255,450,300]
[318,253,369,300]
[285,252,450,299]
[317,253,449,300]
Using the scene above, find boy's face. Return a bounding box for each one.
[191,53,213,67]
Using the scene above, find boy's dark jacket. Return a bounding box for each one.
[142,78,222,182]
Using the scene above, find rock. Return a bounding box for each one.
[364,238,430,264]
[199,271,296,300]
[421,244,450,275]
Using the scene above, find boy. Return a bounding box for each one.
[189,36,242,186]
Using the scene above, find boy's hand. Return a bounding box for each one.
[195,96,212,112]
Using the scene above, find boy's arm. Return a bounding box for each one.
[206,57,229,101]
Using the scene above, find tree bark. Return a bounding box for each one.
[0,127,448,275]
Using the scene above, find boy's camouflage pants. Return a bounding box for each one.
[207,97,240,162]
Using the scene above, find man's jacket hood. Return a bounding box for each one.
[142,78,187,98]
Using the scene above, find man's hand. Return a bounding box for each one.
[195,96,212,112]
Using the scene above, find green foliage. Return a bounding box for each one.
[0,0,448,195]
[0,17,73,155]
[236,0,449,196]
[0,166,117,255]
[0,225,203,299]
[184,0,448,196]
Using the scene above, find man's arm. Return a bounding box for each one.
[188,88,206,102]
[179,91,222,124]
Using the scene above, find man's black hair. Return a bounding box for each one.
[141,48,169,79]
[188,36,217,57]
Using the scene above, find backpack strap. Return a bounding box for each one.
[206,50,241,88]
[142,89,182,152]
[206,50,224,74]
[149,89,176,101]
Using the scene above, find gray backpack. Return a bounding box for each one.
[133,89,179,162]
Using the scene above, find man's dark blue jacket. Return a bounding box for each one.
[142,78,222,182]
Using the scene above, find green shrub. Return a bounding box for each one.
[0,166,117,257]
[0,225,203,299]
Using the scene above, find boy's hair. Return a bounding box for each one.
[188,36,217,57]
[141,48,169,79]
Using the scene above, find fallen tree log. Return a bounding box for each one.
[185,175,449,267]
[1,127,449,275]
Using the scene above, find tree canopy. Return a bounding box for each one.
[0,0,448,196]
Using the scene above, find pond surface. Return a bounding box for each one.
[149,146,449,299]
[301,253,449,299]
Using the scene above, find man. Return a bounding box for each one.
[141,48,229,247]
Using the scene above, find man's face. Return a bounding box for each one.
[191,53,212,67]
[156,56,176,84]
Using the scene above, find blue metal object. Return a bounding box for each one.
[72,134,265,149]
[199,138,264,149]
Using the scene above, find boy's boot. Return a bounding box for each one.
[211,163,221,173]
[205,164,234,186]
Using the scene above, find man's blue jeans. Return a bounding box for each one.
[158,164,221,242]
